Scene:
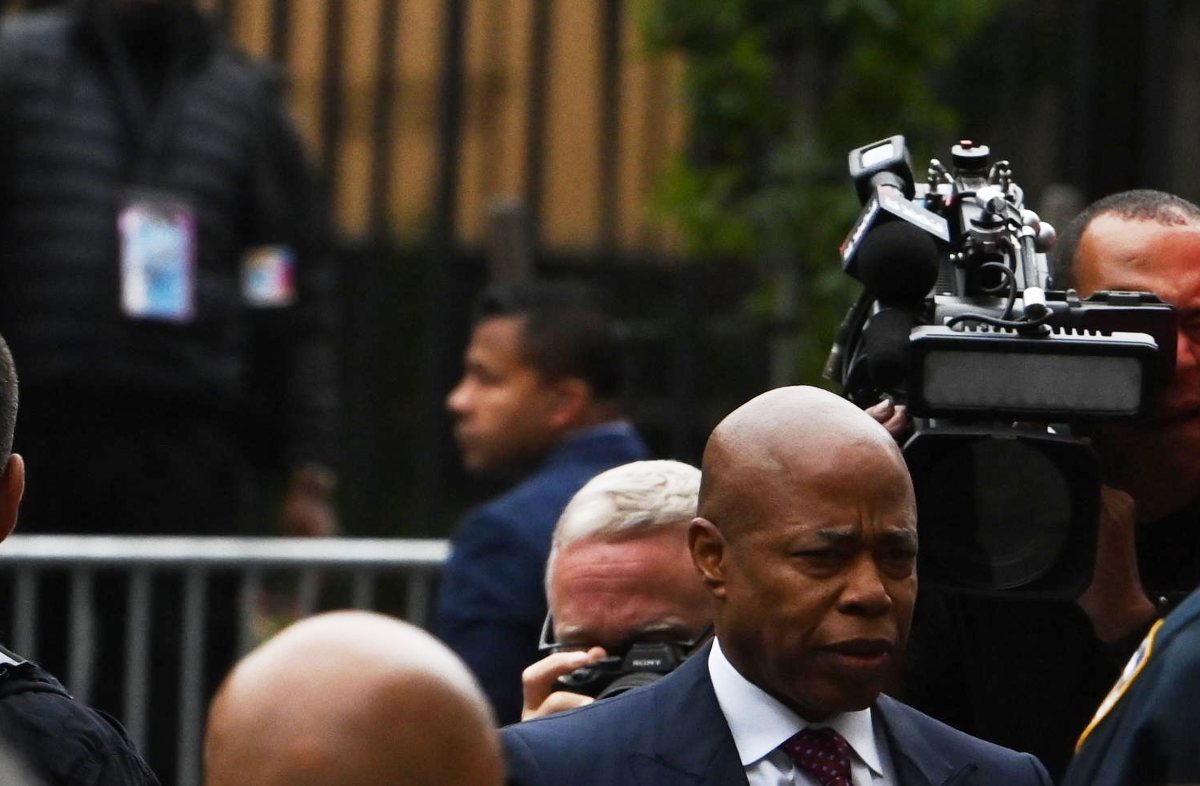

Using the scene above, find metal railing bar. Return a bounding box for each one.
[177,568,208,786]
[238,568,265,657]
[124,568,152,754]
[351,570,375,609]
[405,571,433,628]
[13,567,36,657]
[295,568,319,616]
[0,536,449,569]
[68,568,95,704]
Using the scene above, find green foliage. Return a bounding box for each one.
[643,0,1002,384]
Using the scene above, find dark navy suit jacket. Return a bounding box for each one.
[501,642,1052,786]
[433,423,649,725]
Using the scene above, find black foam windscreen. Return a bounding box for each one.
[863,308,916,391]
[856,220,940,306]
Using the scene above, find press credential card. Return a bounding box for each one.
[119,192,197,322]
[241,245,297,307]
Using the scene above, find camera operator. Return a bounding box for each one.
[520,459,711,721]
[901,189,1200,779]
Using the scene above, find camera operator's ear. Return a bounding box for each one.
[689,518,728,599]
[0,454,25,544]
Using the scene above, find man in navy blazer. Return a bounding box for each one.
[501,386,1050,786]
[434,282,648,724]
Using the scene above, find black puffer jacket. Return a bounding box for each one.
[0,5,338,469]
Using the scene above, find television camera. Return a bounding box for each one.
[827,136,1177,596]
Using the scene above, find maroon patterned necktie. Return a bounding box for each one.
[782,727,853,786]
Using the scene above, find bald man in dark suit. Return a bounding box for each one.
[501,386,1050,786]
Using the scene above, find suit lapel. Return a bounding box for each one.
[876,696,979,786]
[628,644,748,786]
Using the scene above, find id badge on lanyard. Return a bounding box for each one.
[118,189,197,322]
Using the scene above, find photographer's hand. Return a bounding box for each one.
[866,397,910,442]
[520,647,606,721]
[1076,486,1158,643]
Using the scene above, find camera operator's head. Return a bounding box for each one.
[521,460,710,720]
[446,281,628,477]
[1054,190,1200,522]
[690,386,917,721]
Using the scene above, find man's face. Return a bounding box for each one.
[1073,215,1200,509]
[697,443,917,721]
[550,525,711,652]
[446,316,565,476]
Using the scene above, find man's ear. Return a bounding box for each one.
[0,454,25,544]
[547,377,592,430]
[689,517,728,599]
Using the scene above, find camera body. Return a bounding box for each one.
[553,641,690,700]
[828,136,1177,596]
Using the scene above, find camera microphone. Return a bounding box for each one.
[857,221,940,307]
[863,307,917,392]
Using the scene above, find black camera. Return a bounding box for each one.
[539,615,707,700]
[553,641,691,700]
[827,135,1177,597]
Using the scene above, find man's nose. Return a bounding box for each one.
[839,556,894,617]
[446,379,470,414]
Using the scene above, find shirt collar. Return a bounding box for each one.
[707,638,884,776]
[566,419,638,443]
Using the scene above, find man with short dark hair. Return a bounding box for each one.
[0,335,159,786]
[433,281,648,725]
[903,188,1200,778]
[501,386,1050,786]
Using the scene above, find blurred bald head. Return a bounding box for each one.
[204,611,503,786]
[697,385,909,531]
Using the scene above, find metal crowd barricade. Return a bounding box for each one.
[0,535,450,786]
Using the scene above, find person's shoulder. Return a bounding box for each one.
[0,7,72,61]
[555,424,650,469]
[0,662,158,784]
[502,681,660,753]
[207,38,286,99]
[470,463,582,532]
[878,695,1049,783]
[0,7,73,39]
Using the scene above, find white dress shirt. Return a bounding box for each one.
[708,639,898,786]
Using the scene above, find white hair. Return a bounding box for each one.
[546,460,700,587]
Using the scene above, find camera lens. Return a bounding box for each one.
[595,671,664,701]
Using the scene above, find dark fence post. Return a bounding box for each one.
[269,0,291,67]
[417,0,469,534]
[598,0,623,260]
[524,0,552,262]
[319,0,346,209]
[1141,0,1174,188]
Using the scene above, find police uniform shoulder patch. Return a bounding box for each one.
[1075,618,1165,752]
